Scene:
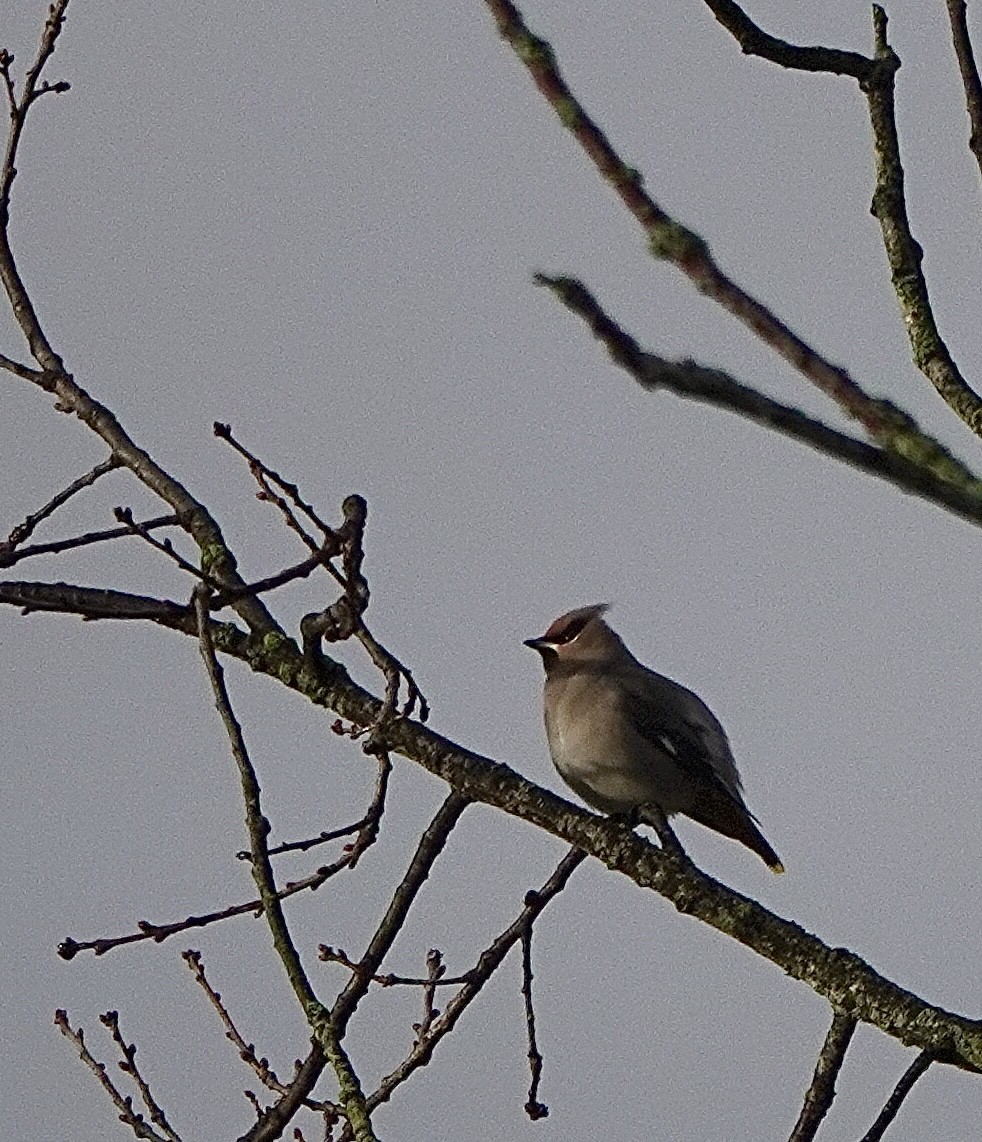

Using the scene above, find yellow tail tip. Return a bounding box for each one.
[770,861,785,875]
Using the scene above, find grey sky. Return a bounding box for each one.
[2,2,981,1139]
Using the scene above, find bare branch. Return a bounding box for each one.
[520,923,547,1120]
[859,1050,936,1142]
[788,1010,858,1142]
[113,506,213,581]
[193,586,320,1012]
[944,0,982,183]
[22,573,982,1074]
[481,0,943,454]
[100,1011,183,1142]
[0,347,41,379]
[318,944,472,990]
[54,1009,175,1142]
[330,791,470,1036]
[1,454,120,556]
[536,274,982,528]
[214,421,340,544]
[183,950,338,1117]
[701,0,875,78]
[360,845,587,1122]
[0,513,179,569]
[703,2,982,441]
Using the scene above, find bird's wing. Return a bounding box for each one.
[620,671,747,806]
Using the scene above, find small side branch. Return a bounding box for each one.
[0,514,179,569]
[183,950,338,1117]
[99,1011,183,1142]
[859,1051,936,1142]
[945,0,982,182]
[787,1009,858,1142]
[55,1009,179,1142]
[1,455,119,554]
[520,923,547,1120]
[701,0,875,77]
[535,274,982,528]
[193,586,319,1017]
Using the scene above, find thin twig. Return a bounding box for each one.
[520,923,548,1119]
[195,584,380,1140]
[352,846,587,1128]
[0,513,179,568]
[193,586,319,1015]
[213,421,339,542]
[536,273,982,527]
[318,944,472,989]
[3,455,119,550]
[0,348,41,379]
[944,0,982,183]
[100,1011,183,1142]
[788,1009,858,1142]
[330,791,470,1037]
[859,1050,936,1142]
[54,1010,175,1142]
[113,507,212,580]
[182,950,339,1116]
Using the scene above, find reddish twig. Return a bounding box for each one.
[100,1010,183,1142]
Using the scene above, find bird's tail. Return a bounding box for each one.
[685,789,785,874]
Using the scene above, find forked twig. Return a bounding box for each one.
[54,1009,180,1142]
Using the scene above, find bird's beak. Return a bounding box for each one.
[524,636,552,652]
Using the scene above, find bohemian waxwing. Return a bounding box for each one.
[525,604,783,872]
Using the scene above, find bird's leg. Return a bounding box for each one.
[640,802,689,861]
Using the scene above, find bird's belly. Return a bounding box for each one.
[551,743,689,815]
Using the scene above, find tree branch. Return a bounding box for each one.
[481,0,960,461]
[535,273,982,526]
[7,576,982,1074]
[860,1050,936,1142]
[788,1009,857,1142]
[944,0,982,184]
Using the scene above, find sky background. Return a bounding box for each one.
[2,2,981,1139]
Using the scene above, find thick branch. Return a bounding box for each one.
[536,274,982,526]
[482,0,955,458]
[19,584,978,1074]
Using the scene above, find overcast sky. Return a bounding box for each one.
[2,2,982,1139]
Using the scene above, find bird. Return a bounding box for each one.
[525,604,783,872]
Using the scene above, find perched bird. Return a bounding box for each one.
[525,604,783,873]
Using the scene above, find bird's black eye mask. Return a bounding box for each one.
[549,613,593,644]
